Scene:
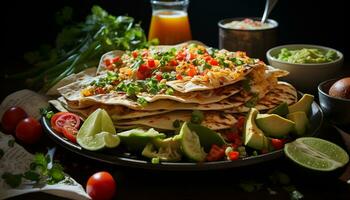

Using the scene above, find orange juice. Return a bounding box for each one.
[148,10,192,45]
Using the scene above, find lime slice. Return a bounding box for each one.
[77,108,119,150]
[284,137,349,171]
[179,122,207,162]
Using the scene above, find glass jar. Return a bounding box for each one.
[148,0,192,45]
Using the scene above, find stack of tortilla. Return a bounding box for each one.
[50,43,298,132]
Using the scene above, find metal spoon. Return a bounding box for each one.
[261,0,279,24]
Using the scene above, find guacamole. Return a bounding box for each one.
[276,48,339,64]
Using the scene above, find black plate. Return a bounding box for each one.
[42,101,323,171]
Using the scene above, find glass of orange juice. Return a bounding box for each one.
[148,0,192,45]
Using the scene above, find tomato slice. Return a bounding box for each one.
[52,112,81,134]
[62,126,78,143]
[51,112,67,133]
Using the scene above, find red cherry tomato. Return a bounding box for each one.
[1,106,27,134]
[62,126,78,143]
[51,112,81,133]
[15,117,42,144]
[86,172,116,200]
[271,138,285,150]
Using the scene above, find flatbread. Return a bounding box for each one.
[115,111,238,131]
[225,82,297,113]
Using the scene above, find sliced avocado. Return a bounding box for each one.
[117,128,166,151]
[286,111,309,136]
[187,123,226,151]
[243,108,270,150]
[255,114,295,138]
[288,94,314,114]
[142,137,182,162]
[267,102,289,117]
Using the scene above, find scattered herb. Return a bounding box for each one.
[40,106,55,119]
[151,157,160,164]
[137,97,148,106]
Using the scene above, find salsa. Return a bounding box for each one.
[276,48,339,64]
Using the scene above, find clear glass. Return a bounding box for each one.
[148,0,192,45]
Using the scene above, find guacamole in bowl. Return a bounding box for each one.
[276,48,339,64]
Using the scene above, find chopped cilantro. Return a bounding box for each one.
[137,97,148,106]
[165,88,174,95]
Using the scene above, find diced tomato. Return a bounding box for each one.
[132,51,138,58]
[95,87,105,94]
[187,65,197,77]
[176,74,183,80]
[176,52,186,61]
[137,64,152,80]
[271,138,285,150]
[206,144,225,161]
[204,56,212,62]
[227,151,240,160]
[155,74,163,81]
[169,60,178,66]
[209,59,219,66]
[189,53,196,60]
[104,59,112,66]
[148,59,156,68]
[106,64,114,71]
[62,126,78,143]
[112,56,120,63]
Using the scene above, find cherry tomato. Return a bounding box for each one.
[271,138,285,150]
[15,117,42,144]
[1,107,27,134]
[86,172,116,200]
[206,144,225,162]
[51,112,81,133]
[227,151,240,160]
[62,126,78,143]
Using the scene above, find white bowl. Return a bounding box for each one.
[266,44,343,93]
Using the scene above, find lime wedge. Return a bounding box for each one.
[142,137,182,162]
[284,137,349,171]
[187,123,226,151]
[179,122,207,162]
[77,108,119,151]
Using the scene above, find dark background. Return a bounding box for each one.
[0,0,347,96]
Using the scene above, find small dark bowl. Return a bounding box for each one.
[318,79,350,126]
